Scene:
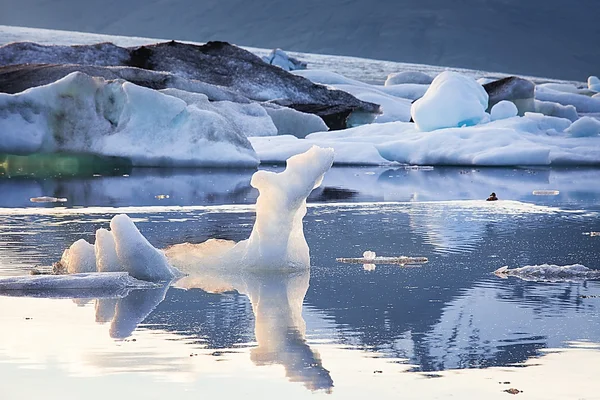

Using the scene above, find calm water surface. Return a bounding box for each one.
[1,166,599,399]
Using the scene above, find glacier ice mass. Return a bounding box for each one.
[0,72,259,167]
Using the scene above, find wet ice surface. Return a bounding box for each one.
[1,166,600,398]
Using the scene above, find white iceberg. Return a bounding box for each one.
[95,228,121,273]
[0,72,259,167]
[490,100,518,121]
[565,116,600,137]
[494,264,600,282]
[60,239,96,274]
[166,146,334,270]
[411,71,489,132]
[110,214,179,282]
[588,76,600,92]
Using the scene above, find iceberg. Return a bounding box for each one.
[494,264,600,282]
[483,76,535,114]
[261,48,307,71]
[0,72,259,167]
[411,71,489,131]
[166,146,334,270]
[490,100,518,121]
[588,76,600,92]
[253,112,600,166]
[0,41,380,130]
[110,214,178,282]
[385,71,433,86]
[565,116,600,137]
[60,239,96,274]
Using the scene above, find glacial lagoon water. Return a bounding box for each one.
[1,166,600,399]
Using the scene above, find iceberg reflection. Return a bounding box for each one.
[174,267,333,392]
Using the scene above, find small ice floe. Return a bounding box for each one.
[337,255,428,266]
[0,272,156,298]
[494,264,600,282]
[532,190,560,196]
[29,196,67,203]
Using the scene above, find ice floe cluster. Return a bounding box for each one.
[1,39,600,167]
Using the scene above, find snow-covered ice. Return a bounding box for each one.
[490,101,518,121]
[411,71,489,131]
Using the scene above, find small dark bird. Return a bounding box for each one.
[486,192,498,201]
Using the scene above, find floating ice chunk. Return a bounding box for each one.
[494,264,600,281]
[110,214,178,281]
[385,71,433,86]
[95,228,120,273]
[363,250,376,260]
[234,146,334,269]
[532,190,560,196]
[337,256,428,265]
[566,117,600,137]
[588,76,600,92]
[29,196,67,203]
[61,239,96,274]
[0,272,154,293]
[490,101,518,121]
[411,71,489,131]
[262,48,307,71]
